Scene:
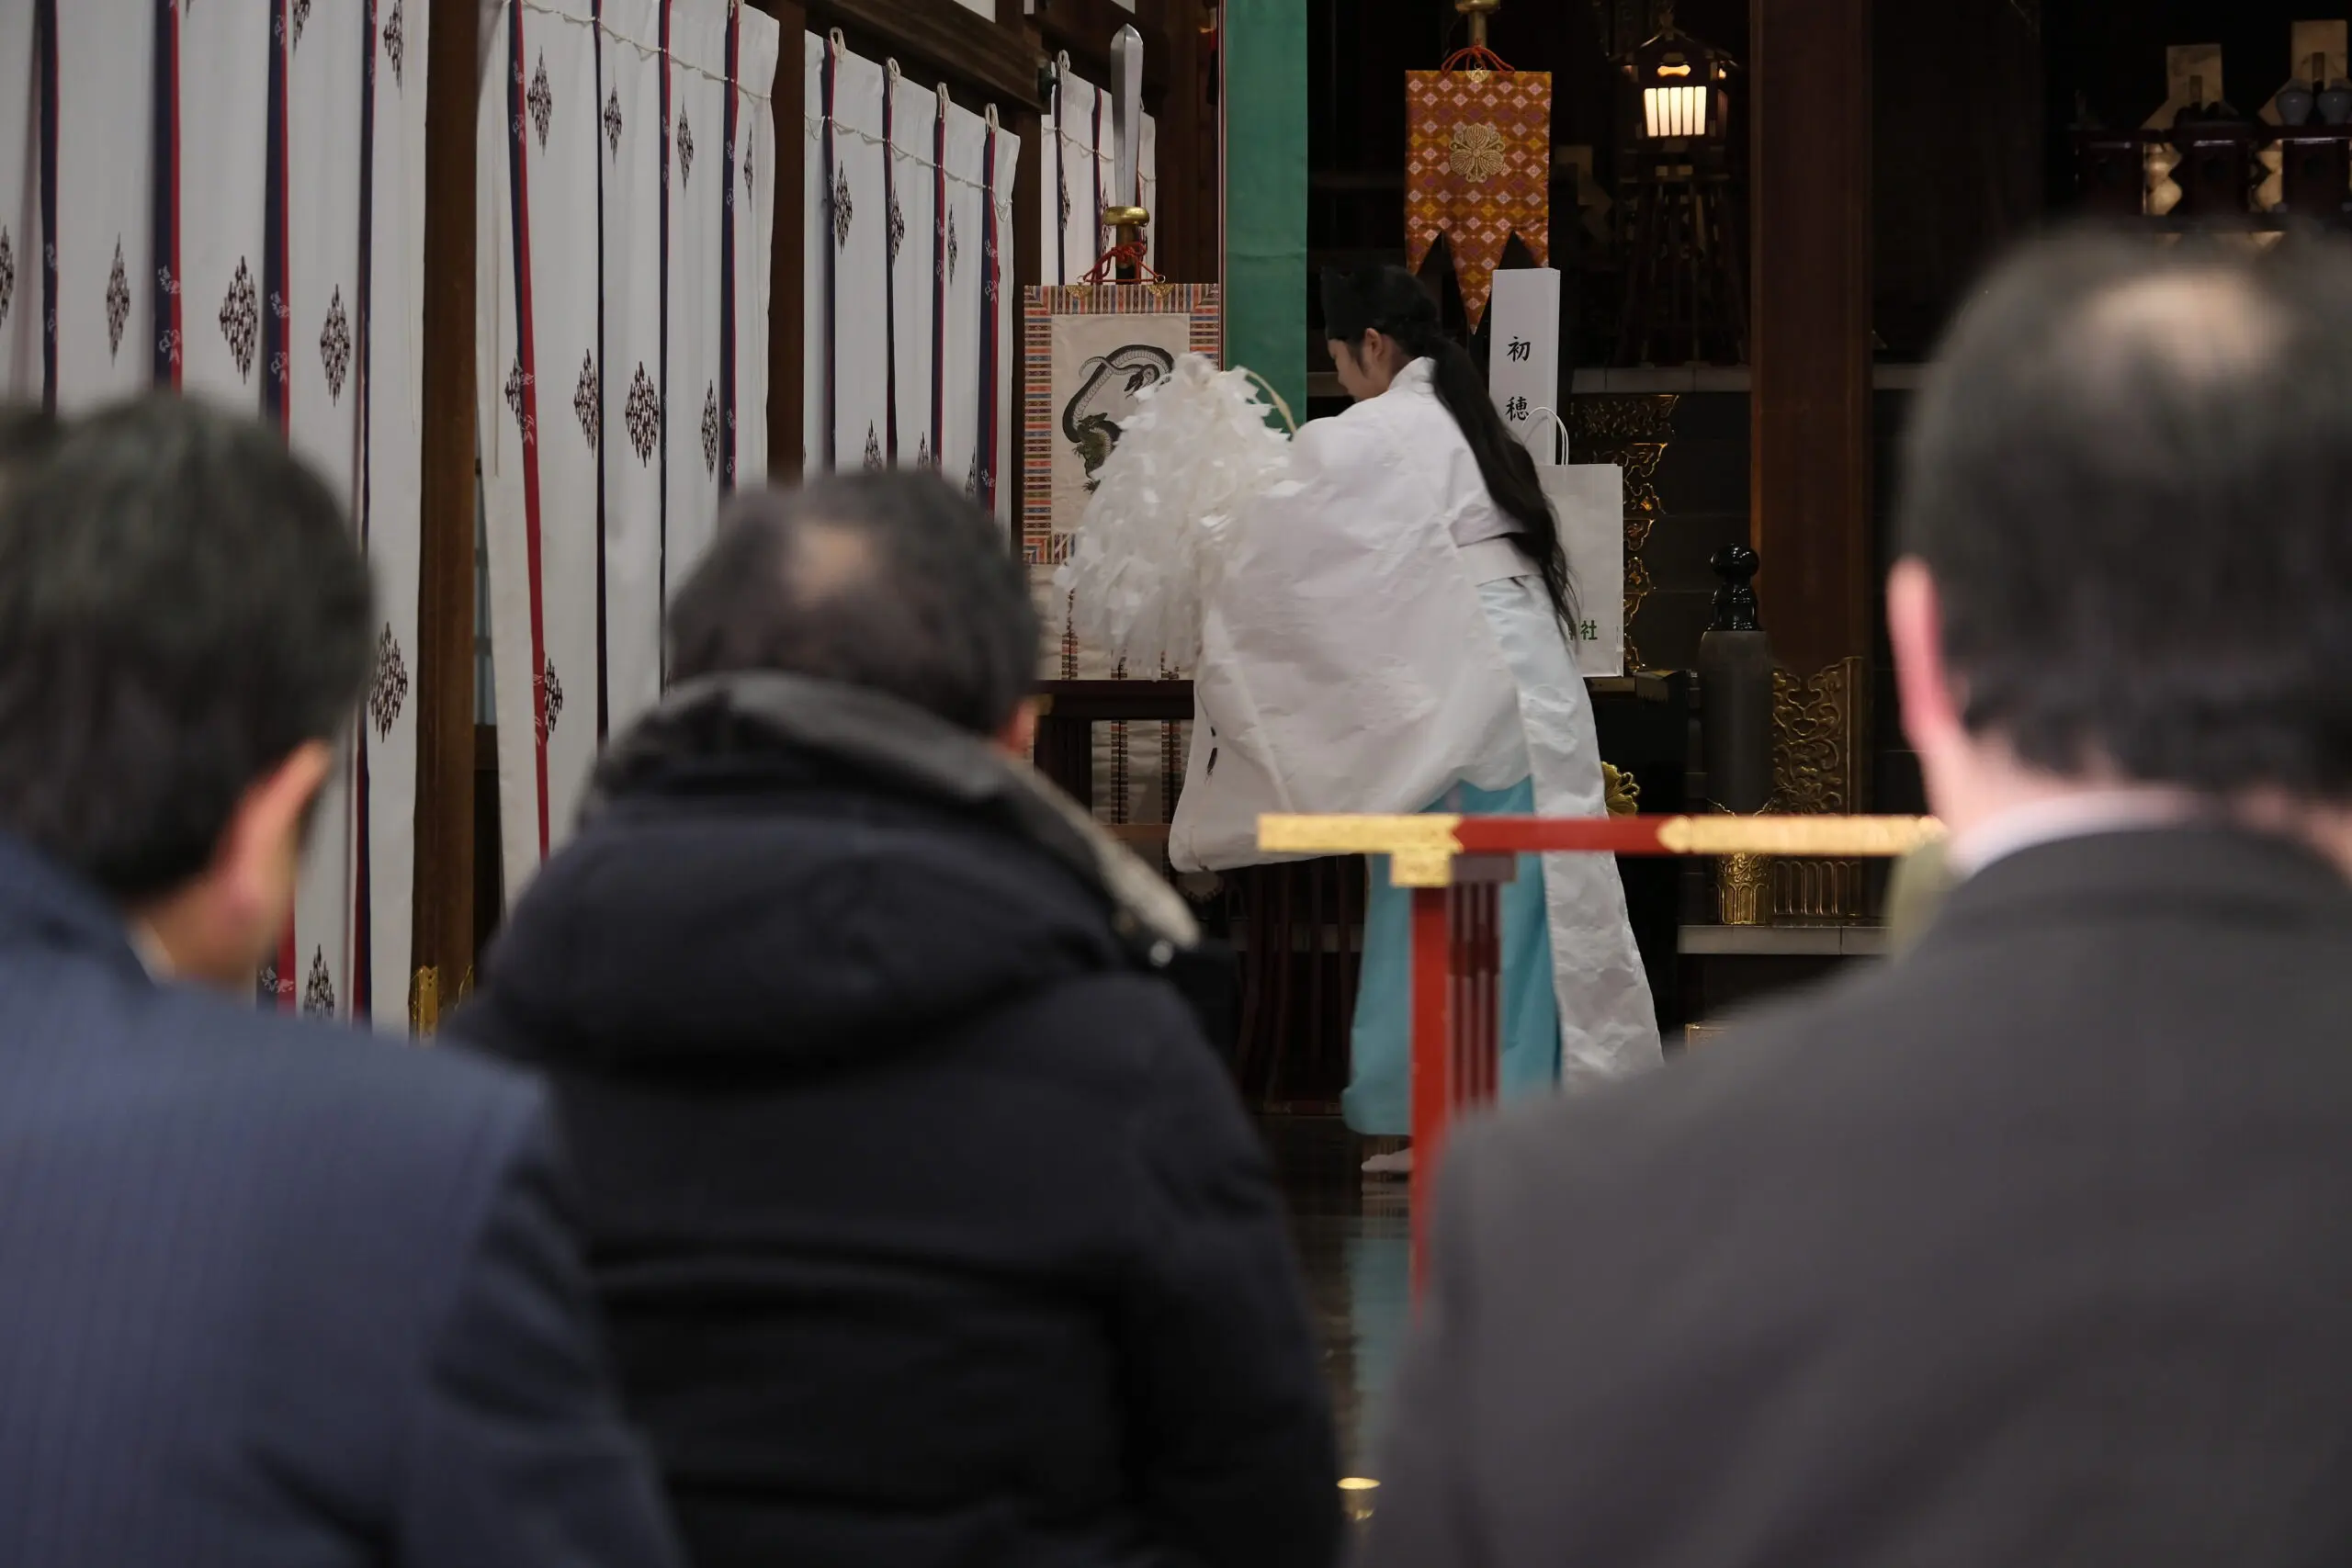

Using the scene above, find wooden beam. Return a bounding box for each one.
[1035,0,1173,97]
[807,0,1044,111]
[1160,0,1215,283]
[1749,0,1872,677]
[413,0,480,1008]
[755,0,807,479]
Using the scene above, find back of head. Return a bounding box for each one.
[1903,231,2352,800]
[670,471,1039,736]
[1320,264,1578,630]
[1319,263,1443,351]
[0,395,374,899]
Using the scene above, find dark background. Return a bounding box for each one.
[1307,0,2323,366]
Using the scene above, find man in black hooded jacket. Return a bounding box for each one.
[452,473,1340,1568]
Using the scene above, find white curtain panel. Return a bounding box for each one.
[1055,71,1097,284]
[478,0,603,905]
[662,0,726,579]
[483,0,777,906]
[826,43,887,472]
[802,37,1009,489]
[601,0,667,738]
[360,0,433,1031]
[887,73,938,469]
[0,0,428,1021]
[1090,83,1112,272]
[924,85,956,479]
[1140,112,1157,268]
[286,0,369,1025]
[0,2,38,399]
[800,30,824,470]
[989,114,1016,526]
[51,0,153,412]
[938,98,984,504]
[1043,75,1157,280]
[730,12,779,487]
[594,0,779,749]
[1041,59,1069,287]
[175,0,269,415]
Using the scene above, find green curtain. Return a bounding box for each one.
[1223,0,1307,421]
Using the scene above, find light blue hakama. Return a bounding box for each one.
[1340,777,1562,1136]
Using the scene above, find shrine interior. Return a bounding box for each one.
[6,0,2350,1543]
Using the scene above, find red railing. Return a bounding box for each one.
[1258,813,1942,1282]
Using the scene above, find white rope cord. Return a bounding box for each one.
[514,0,777,106]
[804,116,1016,215]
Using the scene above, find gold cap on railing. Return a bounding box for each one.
[1257,813,1945,888]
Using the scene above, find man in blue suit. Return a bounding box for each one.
[0,397,682,1568]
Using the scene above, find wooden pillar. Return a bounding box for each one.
[759,0,808,479]
[1748,0,1871,682]
[412,0,480,1021]
[1161,0,1216,284]
[762,0,818,479]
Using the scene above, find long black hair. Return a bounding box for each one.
[1321,265,1578,634]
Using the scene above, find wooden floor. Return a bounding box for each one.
[1262,1114,1408,1481]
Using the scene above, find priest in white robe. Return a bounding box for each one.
[1168,266,1660,1167]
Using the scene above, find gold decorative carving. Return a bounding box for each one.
[1773,856,1870,922]
[1771,655,1867,816]
[1449,121,1508,182]
[1717,852,1770,924]
[1601,761,1641,818]
[1770,655,1872,919]
[1566,393,1676,670]
[410,965,438,1037]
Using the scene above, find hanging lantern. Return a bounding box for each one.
[1403,0,1553,330]
[1613,5,1746,366]
[1625,6,1734,148]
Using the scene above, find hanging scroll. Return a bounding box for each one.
[1404,60,1551,329]
[1023,282,1220,827]
[1025,24,1193,829]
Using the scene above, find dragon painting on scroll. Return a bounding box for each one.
[1061,341,1174,489]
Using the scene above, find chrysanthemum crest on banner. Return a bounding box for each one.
[1405,50,1551,330]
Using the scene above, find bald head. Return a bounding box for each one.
[669,472,1039,736]
[1899,231,2352,800]
[2071,265,2290,393]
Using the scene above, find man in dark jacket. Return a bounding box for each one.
[0,397,681,1568]
[454,473,1341,1568]
[1363,236,2352,1564]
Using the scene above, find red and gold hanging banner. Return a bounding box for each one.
[1405,64,1552,329]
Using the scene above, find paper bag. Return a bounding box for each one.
[1521,410,1623,677]
[1540,459,1625,677]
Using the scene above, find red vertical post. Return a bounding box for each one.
[1412,874,1509,1293]
[1408,885,1453,1289]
